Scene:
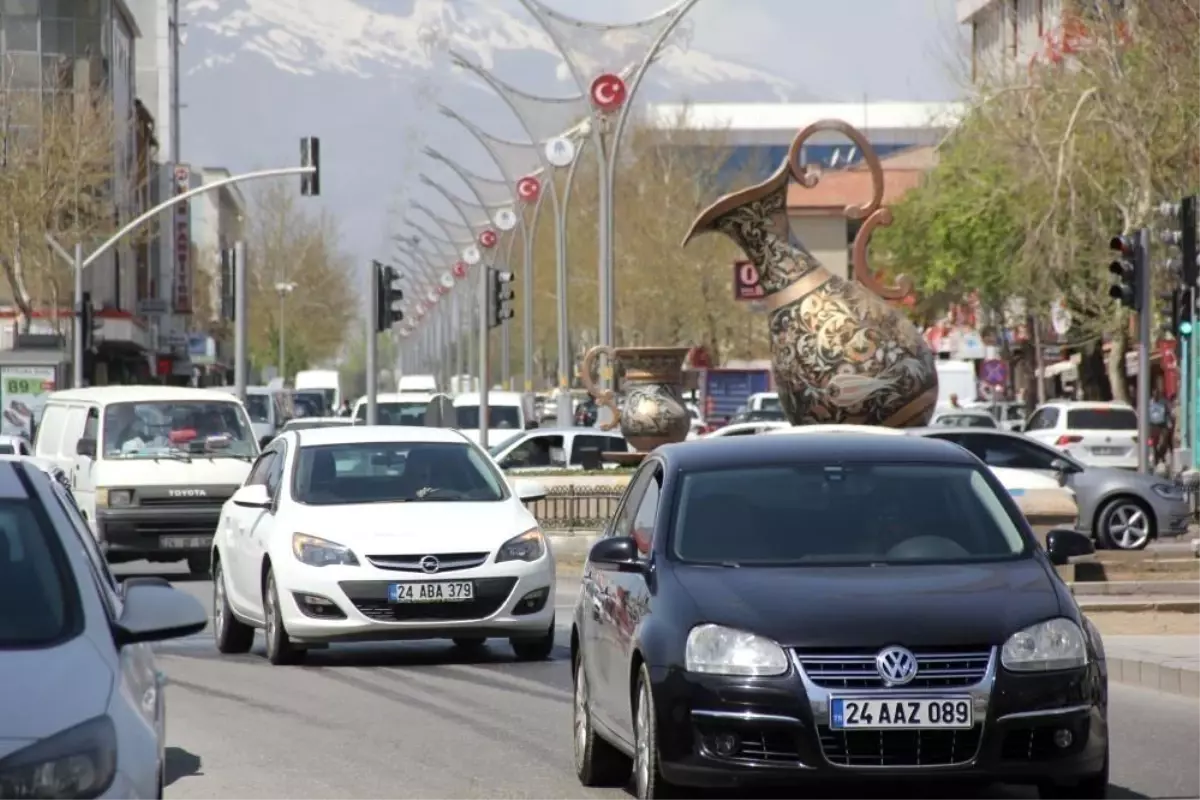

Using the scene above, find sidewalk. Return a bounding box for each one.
[1104,635,1199,698]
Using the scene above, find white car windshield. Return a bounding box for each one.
[672,463,1027,566]
[291,441,506,505]
[102,401,255,460]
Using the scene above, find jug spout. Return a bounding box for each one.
[681,120,938,428]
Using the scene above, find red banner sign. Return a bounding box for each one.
[172,165,192,314]
[733,260,764,300]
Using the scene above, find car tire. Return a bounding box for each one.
[1096,497,1153,551]
[573,657,630,786]
[1038,748,1109,798]
[633,664,678,799]
[263,569,305,666]
[510,616,555,661]
[213,559,254,654]
[187,551,212,577]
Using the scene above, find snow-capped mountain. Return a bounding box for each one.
[179,0,800,261]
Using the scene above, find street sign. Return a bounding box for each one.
[478,229,498,249]
[452,260,468,278]
[981,358,1008,386]
[732,260,764,300]
[494,208,517,231]
[463,246,481,265]
[545,137,576,167]
[1050,298,1072,335]
[589,73,627,112]
[137,298,168,316]
[516,176,541,203]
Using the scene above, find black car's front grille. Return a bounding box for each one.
[817,725,983,767]
[365,551,489,573]
[1001,723,1088,761]
[339,577,517,622]
[795,648,992,689]
[694,721,803,765]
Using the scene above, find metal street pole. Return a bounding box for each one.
[275,282,296,382]
[366,264,379,425]
[478,262,491,434]
[73,242,84,388]
[1192,286,1199,469]
[1137,227,1152,474]
[233,241,247,403]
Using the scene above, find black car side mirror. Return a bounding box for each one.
[588,536,645,573]
[1045,528,1094,565]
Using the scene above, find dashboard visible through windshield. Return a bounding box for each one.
[102,401,256,459]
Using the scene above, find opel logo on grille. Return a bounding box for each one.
[875,646,918,686]
[419,555,440,574]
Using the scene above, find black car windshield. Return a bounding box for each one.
[0,500,77,647]
[456,405,521,430]
[673,462,1027,566]
[354,401,428,426]
[291,441,507,505]
[103,401,256,459]
[244,394,271,423]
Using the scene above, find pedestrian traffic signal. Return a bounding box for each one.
[374,260,404,332]
[488,268,514,329]
[1109,234,1143,310]
[300,137,320,197]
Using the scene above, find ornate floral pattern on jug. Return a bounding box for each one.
[580,345,692,453]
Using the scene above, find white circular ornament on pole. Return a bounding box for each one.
[478,229,498,249]
[1050,298,1072,336]
[426,290,438,305]
[463,246,481,265]
[439,272,455,289]
[544,137,576,168]
[589,73,627,113]
[516,176,541,203]
[494,208,517,231]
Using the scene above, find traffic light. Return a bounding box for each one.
[79,291,101,352]
[488,268,514,329]
[1108,234,1144,311]
[300,137,320,197]
[374,260,404,332]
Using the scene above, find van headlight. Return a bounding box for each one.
[685,624,789,677]
[0,715,116,799]
[1001,618,1087,671]
[96,489,133,508]
[292,533,358,567]
[496,528,545,563]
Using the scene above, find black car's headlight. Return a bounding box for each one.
[0,715,117,799]
[495,528,545,563]
[1001,618,1088,672]
[1151,483,1185,501]
[685,623,789,677]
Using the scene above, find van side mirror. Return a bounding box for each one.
[76,437,96,458]
[1045,528,1094,565]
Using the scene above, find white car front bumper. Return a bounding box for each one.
[275,554,555,643]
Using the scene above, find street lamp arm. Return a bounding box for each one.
[408,204,473,247]
[400,219,458,255]
[421,147,509,193]
[418,177,488,234]
[419,156,496,213]
[80,165,316,270]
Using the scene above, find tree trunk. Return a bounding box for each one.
[1,226,35,334]
[1106,333,1129,404]
[1077,342,1112,400]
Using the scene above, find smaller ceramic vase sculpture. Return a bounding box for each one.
[682,120,938,427]
[580,346,692,453]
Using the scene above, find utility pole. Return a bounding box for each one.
[366,265,378,425]
[1137,227,1152,474]
[233,241,247,403]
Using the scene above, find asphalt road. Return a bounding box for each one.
[119,561,1200,800]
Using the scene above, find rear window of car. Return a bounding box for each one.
[1066,408,1137,430]
[672,462,1027,566]
[0,499,80,647]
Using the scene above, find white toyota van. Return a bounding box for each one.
[34,386,258,575]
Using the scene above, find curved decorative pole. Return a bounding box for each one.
[396,251,452,384]
[446,57,591,418]
[395,240,456,377]
[402,208,478,379]
[517,0,700,392]
[396,230,465,379]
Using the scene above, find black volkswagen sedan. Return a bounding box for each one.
[571,433,1107,799]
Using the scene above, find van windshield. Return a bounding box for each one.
[102,401,256,460]
[244,394,271,423]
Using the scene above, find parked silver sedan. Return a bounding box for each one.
[915,427,1190,550]
[0,459,206,797]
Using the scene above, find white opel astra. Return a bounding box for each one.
[210,426,556,665]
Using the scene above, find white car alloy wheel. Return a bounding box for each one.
[1100,499,1152,550]
[264,570,304,665]
[213,560,254,654]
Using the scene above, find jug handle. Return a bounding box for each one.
[580,345,622,432]
[786,120,912,301]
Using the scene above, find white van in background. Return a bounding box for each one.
[295,369,342,414]
[935,360,978,408]
[34,386,258,576]
[397,374,438,393]
[453,391,531,447]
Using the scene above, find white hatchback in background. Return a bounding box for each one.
[210,426,556,665]
[702,420,791,438]
[1023,401,1139,469]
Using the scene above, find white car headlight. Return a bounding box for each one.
[292,533,358,567]
[1001,618,1087,672]
[685,624,788,677]
[496,528,545,563]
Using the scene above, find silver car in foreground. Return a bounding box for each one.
[0,460,206,798]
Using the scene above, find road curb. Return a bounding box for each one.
[1108,656,1200,698]
[1069,580,1200,596]
[1077,598,1200,612]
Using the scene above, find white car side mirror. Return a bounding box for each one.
[512,479,548,504]
[231,484,271,509]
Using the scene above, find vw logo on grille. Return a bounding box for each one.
[419,555,440,574]
[875,646,918,686]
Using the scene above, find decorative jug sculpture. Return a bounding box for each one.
[683,121,938,427]
[580,345,692,453]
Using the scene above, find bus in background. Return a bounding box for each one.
[295,369,341,415]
